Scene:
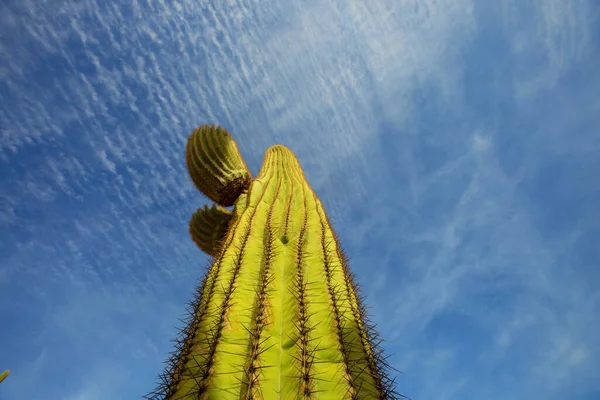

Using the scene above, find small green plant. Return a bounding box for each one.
[147,124,401,399]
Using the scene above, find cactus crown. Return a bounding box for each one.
[147,125,401,399]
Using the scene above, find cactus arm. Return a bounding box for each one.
[185,124,251,206]
[0,369,9,384]
[189,204,233,256]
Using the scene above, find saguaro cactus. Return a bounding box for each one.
[147,124,400,399]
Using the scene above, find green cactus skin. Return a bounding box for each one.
[0,370,9,384]
[185,124,252,206]
[147,126,401,399]
[189,205,233,257]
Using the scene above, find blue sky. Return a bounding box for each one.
[1,0,599,399]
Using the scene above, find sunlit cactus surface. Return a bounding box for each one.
[147,124,400,399]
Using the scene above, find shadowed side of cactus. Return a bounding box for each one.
[189,204,233,256]
[0,370,9,384]
[185,124,252,206]
[146,125,401,399]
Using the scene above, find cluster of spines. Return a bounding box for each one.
[317,208,364,397]
[319,206,404,399]
[143,257,213,400]
[189,204,233,256]
[185,124,251,206]
[153,178,271,399]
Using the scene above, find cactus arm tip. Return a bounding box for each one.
[186,124,251,206]
[0,370,9,384]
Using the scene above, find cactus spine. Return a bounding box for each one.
[147,125,400,399]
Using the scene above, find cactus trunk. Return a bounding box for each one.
[147,126,399,399]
